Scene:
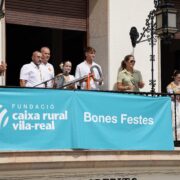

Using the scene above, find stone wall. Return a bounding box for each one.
[0,150,180,179]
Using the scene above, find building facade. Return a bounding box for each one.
[0,0,180,179]
[0,0,180,91]
[0,0,159,91]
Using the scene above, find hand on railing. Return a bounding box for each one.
[60,65,103,90]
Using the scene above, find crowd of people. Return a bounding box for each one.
[0,46,179,95]
[17,46,146,92]
[17,47,180,139]
[19,46,104,90]
[1,46,180,138]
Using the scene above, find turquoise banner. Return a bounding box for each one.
[0,88,173,151]
[74,91,173,150]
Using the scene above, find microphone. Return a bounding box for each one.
[54,74,65,89]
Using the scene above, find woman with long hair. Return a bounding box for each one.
[54,60,76,89]
[117,54,144,92]
[167,70,180,140]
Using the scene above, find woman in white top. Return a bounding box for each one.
[167,70,180,140]
[54,60,76,89]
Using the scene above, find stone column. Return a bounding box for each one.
[88,0,109,90]
[0,10,6,85]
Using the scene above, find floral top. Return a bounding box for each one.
[167,82,180,94]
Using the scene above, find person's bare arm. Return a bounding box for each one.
[20,79,27,87]
[0,63,7,75]
[117,82,134,91]
[138,81,145,88]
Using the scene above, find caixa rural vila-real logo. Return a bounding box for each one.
[0,103,68,131]
[0,104,9,128]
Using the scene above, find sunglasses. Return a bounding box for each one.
[130,60,136,63]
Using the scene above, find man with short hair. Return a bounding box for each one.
[75,46,103,90]
[20,51,45,88]
[40,47,54,88]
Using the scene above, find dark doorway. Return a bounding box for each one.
[6,24,86,86]
[161,39,180,92]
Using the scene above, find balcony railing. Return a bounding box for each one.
[0,86,179,147]
[108,90,180,146]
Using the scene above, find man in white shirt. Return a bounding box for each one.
[75,47,103,90]
[20,51,45,88]
[40,47,55,88]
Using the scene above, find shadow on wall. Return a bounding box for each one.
[89,0,98,15]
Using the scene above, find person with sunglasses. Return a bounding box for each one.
[117,54,144,92]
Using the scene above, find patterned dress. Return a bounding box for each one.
[167,81,180,140]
